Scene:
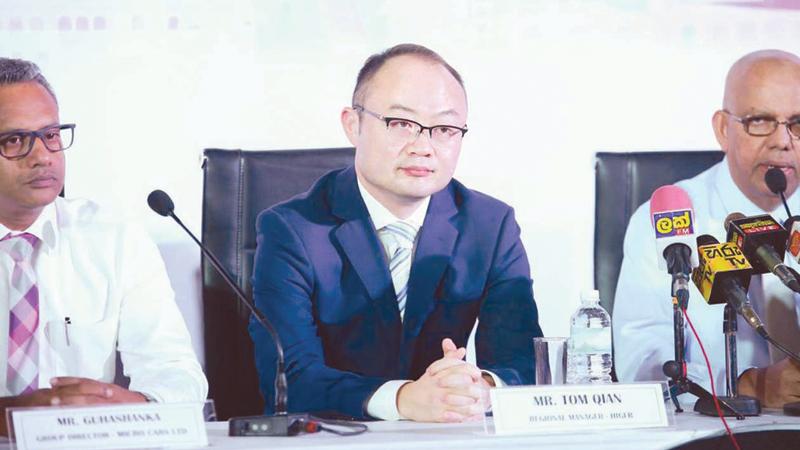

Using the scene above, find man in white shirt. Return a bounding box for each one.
[250,44,543,422]
[614,49,800,408]
[0,58,207,433]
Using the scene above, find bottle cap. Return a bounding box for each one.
[580,289,600,302]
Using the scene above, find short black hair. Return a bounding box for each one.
[0,57,57,104]
[352,43,464,106]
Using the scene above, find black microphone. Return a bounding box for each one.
[765,167,793,220]
[765,167,787,193]
[147,189,175,217]
[724,212,800,293]
[147,190,299,436]
[765,167,800,233]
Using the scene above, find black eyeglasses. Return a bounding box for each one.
[353,105,467,147]
[0,123,76,160]
[722,110,800,139]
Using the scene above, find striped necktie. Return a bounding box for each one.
[0,233,40,395]
[378,221,418,319]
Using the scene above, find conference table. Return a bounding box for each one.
[202,411,800,450]
[1,409,796,449]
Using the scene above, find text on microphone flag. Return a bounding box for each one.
[741,224,781,234]
[699,244,749,268]
[691,240,753,305]
[653,209,694,238]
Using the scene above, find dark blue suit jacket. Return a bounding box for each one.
[250,166,543,419]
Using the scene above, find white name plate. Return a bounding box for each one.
[489,383,669,435]
[9,402,208,450]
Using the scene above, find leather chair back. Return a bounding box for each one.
[593,151,724,314]
[201,147,355,419]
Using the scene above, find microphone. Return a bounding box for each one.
[147,189,175,217]
[769,167,800,266]
[765,167,787,194]
[694,234,800,371]
[649,185,699,307]
[765,167,793,220]
[147,190,298,436]
[691,234,764,332]
[724,212,800,293]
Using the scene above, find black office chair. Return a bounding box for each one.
[201,147,355,420]
[593,150,724,315]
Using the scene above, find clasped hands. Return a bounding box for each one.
[396,338,492,422]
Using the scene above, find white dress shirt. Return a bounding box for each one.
[613,158,800,396]
[358,181,502,420]
[0,197,208,402]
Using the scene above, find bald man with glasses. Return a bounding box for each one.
[614,49,800,409]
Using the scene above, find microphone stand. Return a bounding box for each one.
[663,295,714,413]
[148,191,298,436]
[165,211,306,435]
[778,190,792,221]
[693,304,760,417]
[661,287,751,417]
[148,190,369,437]
[725,304,739,397]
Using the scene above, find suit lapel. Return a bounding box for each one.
[330,168,394,303]
[403,185,459,337]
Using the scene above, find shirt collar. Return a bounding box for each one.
[0,201,58,251]
[357,179,430,231]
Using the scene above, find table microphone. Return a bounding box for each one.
[691,235,762,417]
[147,190,304,437]
[697,233,800,366]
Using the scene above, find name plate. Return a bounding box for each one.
[489,383,669,435]
[9,402,208,450]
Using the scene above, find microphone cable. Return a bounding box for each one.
[741,309,800,365]
[289,416,369,436]
[312,417,369,436]
[760,333,800,365]
[682,308,742,450]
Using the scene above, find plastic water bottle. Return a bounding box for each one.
[566,289,613,384]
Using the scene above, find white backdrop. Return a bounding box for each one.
[2,0,800,367]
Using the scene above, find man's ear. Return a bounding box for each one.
[712,110,730,155]
[341,107,360,146]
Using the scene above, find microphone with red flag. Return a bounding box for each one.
[650,185,699,307]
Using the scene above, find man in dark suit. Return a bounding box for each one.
[250,43,543,422]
